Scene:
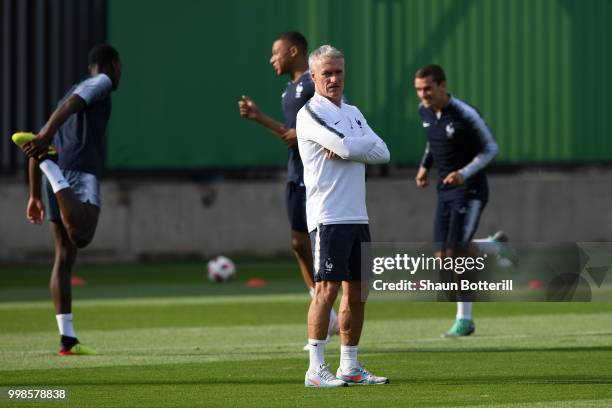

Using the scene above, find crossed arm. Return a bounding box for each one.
[297,107,390,164]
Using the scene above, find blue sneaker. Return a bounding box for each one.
[305,363,347,388]
[444,318,475,337]
[336,364,389,385]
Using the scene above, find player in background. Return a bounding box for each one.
[297,45,390,387]
[238,32,339,344]
[14,44,122,355]
[413,64,498,337]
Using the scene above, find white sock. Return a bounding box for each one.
[308,338,327,371]
[456,302,473,320]
[340,345,359,371]
[56,313,77,338]
[39,160,70,193]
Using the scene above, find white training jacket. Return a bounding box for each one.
[296,93,390,232]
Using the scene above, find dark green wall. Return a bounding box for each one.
[107,0,612,169]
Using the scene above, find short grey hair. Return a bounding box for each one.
[308,45,344,71]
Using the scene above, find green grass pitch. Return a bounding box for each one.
[1,260,611,407]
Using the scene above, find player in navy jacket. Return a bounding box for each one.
[414,64,498,337]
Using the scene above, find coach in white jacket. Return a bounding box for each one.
[297,45,390,388]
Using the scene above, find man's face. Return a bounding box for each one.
[269,39,294,76]
[414,75,447,110]
[311,57,344,104]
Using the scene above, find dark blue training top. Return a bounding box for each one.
[418,95,498,200]
[54,74,112,178]
[282,71,314,184]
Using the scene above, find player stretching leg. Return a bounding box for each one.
[297,45,390,386]
[14,44,122,355]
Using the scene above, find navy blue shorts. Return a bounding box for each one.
[433,194,487,248]
[309,224,371,282]
[285,181,308,233]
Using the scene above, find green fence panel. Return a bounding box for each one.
[107,0,612,168]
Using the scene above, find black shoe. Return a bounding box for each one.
[60,335,79,351]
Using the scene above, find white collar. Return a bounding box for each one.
[313,92,343,110]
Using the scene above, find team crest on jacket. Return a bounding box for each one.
[445,123,455,138]
[296,83,303,98]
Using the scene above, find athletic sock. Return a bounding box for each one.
[307,338,327,371]
[56,313,77,339]
[456,302,473,320]
[39,160,69,193]
[339,345,359,371]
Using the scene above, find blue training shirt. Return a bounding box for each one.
[53,74,112,178]
[418,95,498,200]
[282,71,314,184]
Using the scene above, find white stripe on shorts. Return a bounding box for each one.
[313,227,321,275]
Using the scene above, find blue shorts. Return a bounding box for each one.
[285,181,308,233]
[310,224,371,282]
[43,170,101,222]
[433,194,486,248]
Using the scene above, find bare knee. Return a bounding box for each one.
[73,235,93,249]
[314,282,340,307]
[340,283,365,311]
[290,237,302,253]
[290,233,310,255]
[66,227,94,249]
[62,204,99,249]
